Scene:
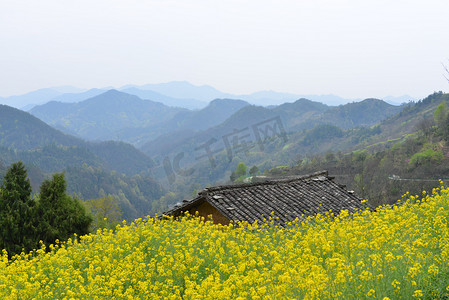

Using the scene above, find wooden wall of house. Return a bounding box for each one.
[189,201,230,225]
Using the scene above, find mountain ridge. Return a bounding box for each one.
[30,90,187,143]
[1,81,415,110]
[30,91,251,147]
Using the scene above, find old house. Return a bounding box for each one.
[164,171,368,226]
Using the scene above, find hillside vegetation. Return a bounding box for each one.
[0,105,165,220]
[1,185,449,299]
[142,98,401,158]
[0,104,81,150]
[267,92,449,207]
[0,104,155,175]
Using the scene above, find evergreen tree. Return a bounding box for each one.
[0,161,37,257]
[249,165,260,176]
[36,173,92,246]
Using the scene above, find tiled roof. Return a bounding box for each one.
[164,171,368,225]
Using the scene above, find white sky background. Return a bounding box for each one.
[0,0,448,99]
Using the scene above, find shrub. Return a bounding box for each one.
[409,148,444,167]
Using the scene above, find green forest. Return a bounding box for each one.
[0,162,91,257]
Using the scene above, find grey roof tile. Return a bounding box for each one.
[164,170,369,225]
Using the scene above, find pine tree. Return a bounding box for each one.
[0,161,37,257]
[36,173,91,246]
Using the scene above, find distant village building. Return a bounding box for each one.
[164,171,368,226]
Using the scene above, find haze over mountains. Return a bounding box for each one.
[1,79,443,218]
[0,81,415,110]
[29,89,403,152]
[30,90,251,147]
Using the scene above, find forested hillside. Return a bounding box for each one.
[0,104,165,220]
[64,165,164,219]
[0,105,155,175]
[266,92,449,207]
[303,98,402,130]
[0,104,82,150]
[142,98,402,158]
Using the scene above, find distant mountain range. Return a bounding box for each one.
[120,81,232,103]
[30,90,187,143]
[29,89,404,152]
[30,90,250,146]
[120,87,208,109]
[0,81,416,110]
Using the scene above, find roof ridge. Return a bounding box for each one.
[199,170,329,194]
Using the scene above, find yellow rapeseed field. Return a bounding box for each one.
[1,184,449,299]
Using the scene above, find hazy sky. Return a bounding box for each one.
[1,0,448,99]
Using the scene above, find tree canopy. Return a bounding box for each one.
[0,162,37,256]
[36,173,92,246]
[0,162,92,257]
